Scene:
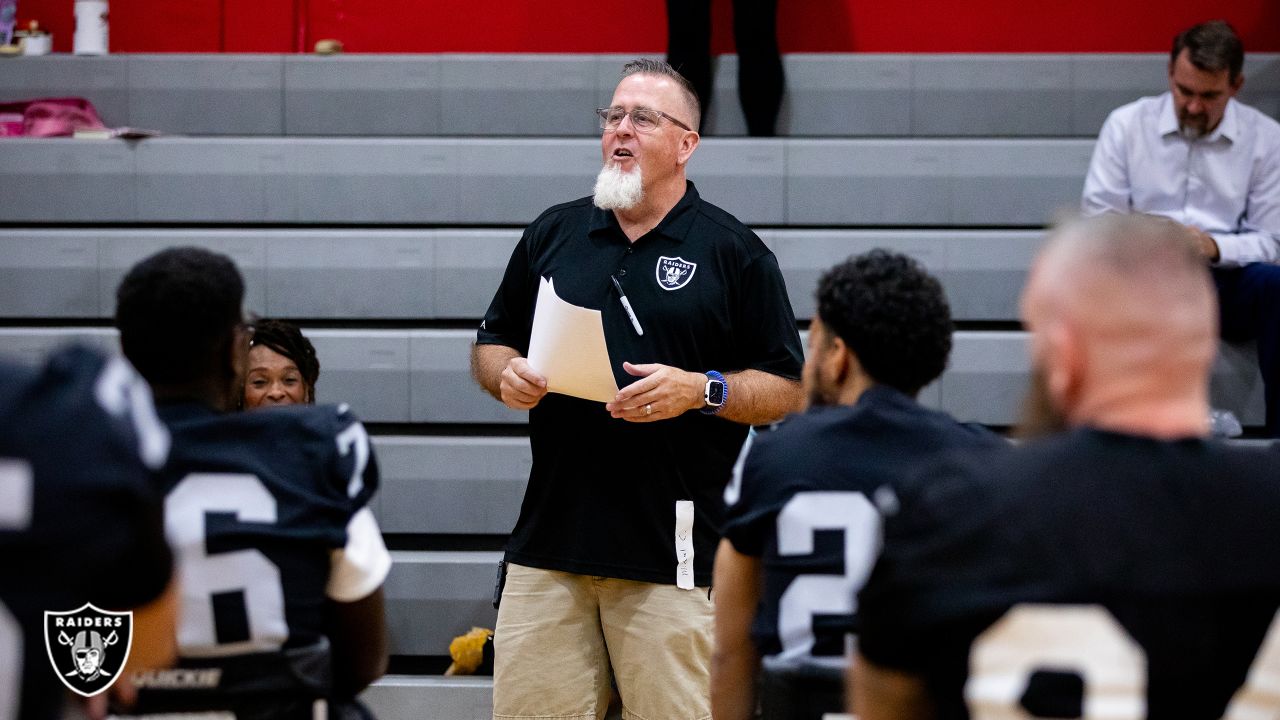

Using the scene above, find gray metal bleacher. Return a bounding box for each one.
[2,52,1276,719]
[2,53,1277,137]
[0,325,1262,428]
[1,136,1096,225]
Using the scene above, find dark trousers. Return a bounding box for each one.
[1214,263,1280,437]
[665,0,784,136]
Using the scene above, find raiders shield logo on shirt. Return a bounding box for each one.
[44,603,134,697]
[656,256,697,291]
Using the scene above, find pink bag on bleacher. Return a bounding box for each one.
[0,97,108,137]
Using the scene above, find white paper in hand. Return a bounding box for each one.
[526,277,620,403]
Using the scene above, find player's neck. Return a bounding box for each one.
[835,374,878,407]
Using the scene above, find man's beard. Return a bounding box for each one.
[801,363,839,411]
[593,162,643,210]
[1014,366,1068,439]
[1178,110,1209,139]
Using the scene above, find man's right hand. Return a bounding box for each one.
[1187,225,1221,263]
[500,357,549,410]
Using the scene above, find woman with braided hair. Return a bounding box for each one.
[243,318,321,409]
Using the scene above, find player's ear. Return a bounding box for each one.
[1043,324,1081,419]
[676,129,699,166]
[831,337,857,386]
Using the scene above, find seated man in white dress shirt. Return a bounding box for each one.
[1082,20,1280,435]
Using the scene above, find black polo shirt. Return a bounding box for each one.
[477,181,804,585]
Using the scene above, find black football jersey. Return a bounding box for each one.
[858,428,1280,720]
[0,345,173,720]
[153,401,379,660]
[722,385,1002,669]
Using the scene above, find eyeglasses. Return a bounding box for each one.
[596,106,692,133]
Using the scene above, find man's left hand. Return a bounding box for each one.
[606,362,705,422]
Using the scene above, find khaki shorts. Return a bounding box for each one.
[493,563,713,720]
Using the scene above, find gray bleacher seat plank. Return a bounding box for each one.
[942,331,1266,427]
[264,231,434,318]
[98,232,269,317]
[0,328,116,365]
[786,140,954,225]
[308,330,412,422]
[941,331,1032,425]
[771,227,1036,321]
[943,231,1042,320]
[0,228,1038,322]
[0,328,1267,426]
[689,140,786,225]
[371,437,529,534]
[363,676,493,720]
[0,56,130,126]
[383,551,502,656]
[765,230,950,320]
[453,140,598,224]
[4,54,1276,139]
[285,56,442,136]
[0,232,98,317]
[949,140,1092,224]
[135,139,294,222]
[912,55,1074,136]
[1241,55,1280,120]
[128,55,284,135]
[777,55,914,137]
[0,139,135,222]
[1070,55,1166,136]
[439,55,598,136]
[409,331,527,424]
[3,137,1102,225]
[292,139,461,223]
[432,230,522,319]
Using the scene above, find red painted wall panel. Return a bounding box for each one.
[110,0,222,52]
[13,0,1280,54]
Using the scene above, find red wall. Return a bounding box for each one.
[16,0,1280,55]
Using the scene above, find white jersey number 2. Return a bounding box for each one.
[776,491,880,665]
[166,473,288,657]
[968,603,1280,719]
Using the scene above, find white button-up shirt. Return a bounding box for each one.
[1082,92,1280,266]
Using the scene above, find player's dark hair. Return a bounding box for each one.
[115,247,245,387]
[1172,21,1244,82]
[620,58,701,131]
[815,249,953,396]
[249,318,320,403]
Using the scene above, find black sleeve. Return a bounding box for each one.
[734,252,803,380]
[476,229,535,353]
[722,430,782,557]
[330,406,379,518]
[94,478,174,612]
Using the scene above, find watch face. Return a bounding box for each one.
[707,380,725,406]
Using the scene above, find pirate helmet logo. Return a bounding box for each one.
[44,603,133,697]
[656,256,697,291]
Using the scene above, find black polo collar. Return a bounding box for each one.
[587,180,701,244]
